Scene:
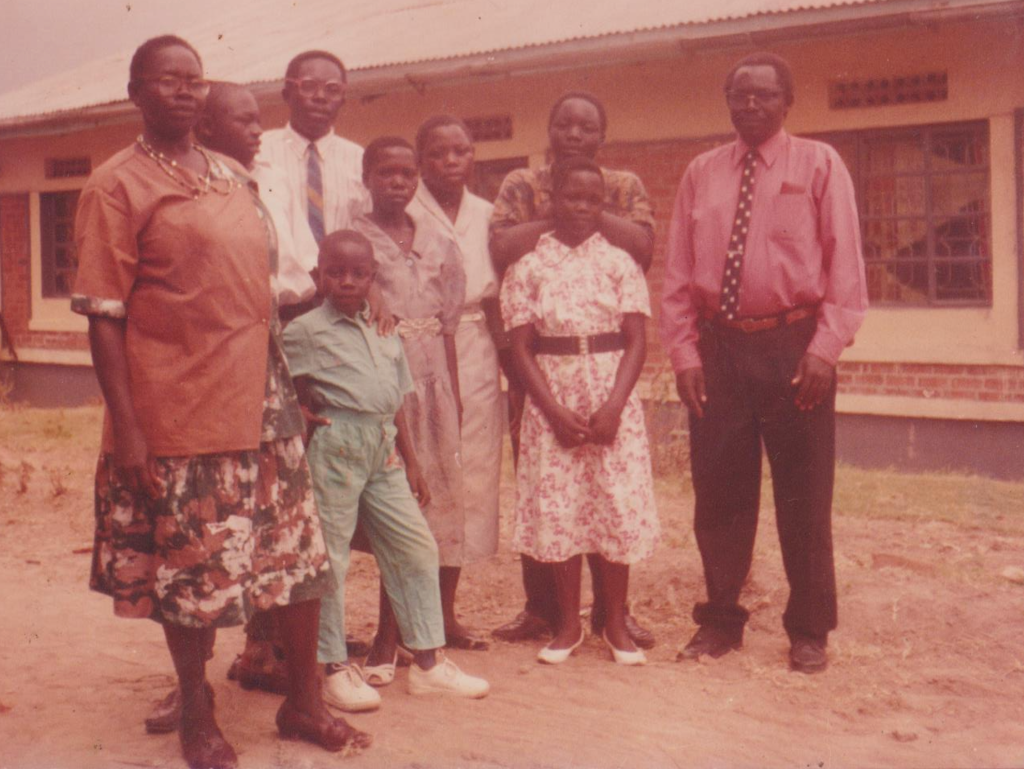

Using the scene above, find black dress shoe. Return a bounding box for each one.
[789,637,828,674]
[676,627,742,661]
[624,614,656,650]
[492,611,551,642]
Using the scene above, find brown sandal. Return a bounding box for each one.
[276,700,372,753]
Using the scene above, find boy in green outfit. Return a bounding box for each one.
[282,230,490,713]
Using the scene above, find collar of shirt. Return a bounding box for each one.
[283,122,336,160]
[414,182,473,239]
[535,230,607,266]
[321,298,372,326]
[732,128,789,169]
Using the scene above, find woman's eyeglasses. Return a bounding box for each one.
[136,75,212,97]
[286,78,345,99]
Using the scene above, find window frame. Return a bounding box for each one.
[39,189,81,299]
[815,119,992,308]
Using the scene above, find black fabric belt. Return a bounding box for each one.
[702,305,817,334]
[533,331,626,356]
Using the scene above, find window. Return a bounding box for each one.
[40,190,81,298]
[471,157,528,202]
[820,121,991,306]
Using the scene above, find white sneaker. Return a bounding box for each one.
[323,663,382,712]
[407,652,490,698]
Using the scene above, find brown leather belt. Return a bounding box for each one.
[533,331,625,356]
[702,305,817,333]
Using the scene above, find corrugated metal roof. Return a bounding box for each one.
[0,0,1009,126]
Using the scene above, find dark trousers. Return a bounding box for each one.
[689,316,837,642]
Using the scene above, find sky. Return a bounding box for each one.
[0,0,224,96]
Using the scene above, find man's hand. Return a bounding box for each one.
[791,352,835,411]
[675,367,707,419]
[588,402,623,445]
[112,423,163,499]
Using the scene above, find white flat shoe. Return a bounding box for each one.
[363,650,398,687]
[603,630,647,666]
[537,629,586,664]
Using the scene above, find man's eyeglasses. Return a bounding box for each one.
[135,75,211,97]
[726,89,785,108]
[286,78,345,99]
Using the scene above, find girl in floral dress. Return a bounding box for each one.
[500,155,659,666]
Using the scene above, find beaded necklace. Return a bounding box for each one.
[135,135,237,199]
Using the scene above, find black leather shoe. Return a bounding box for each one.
[624,614,656,650]
[590,608,656,650]
[492,611,551,642]
[676,627,742,661]
[789,637,828,674]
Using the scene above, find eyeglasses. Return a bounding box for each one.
[135,75,211,97]
[286,78,345,99]
[725,89,785,108]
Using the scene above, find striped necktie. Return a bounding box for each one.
[718,148,758,320]
[306,143,326,245]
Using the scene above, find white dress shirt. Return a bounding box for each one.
[253,124,369,305]
[408,183,497,307]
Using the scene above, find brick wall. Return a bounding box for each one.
[0,194,88,355]
[839,362,1024,404]
[596,137,1024,407]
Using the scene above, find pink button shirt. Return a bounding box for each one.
[660,129,868,370]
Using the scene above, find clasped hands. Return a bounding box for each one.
[546,401,623,449]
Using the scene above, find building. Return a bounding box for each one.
[1,0,1022,477]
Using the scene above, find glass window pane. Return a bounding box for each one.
[866,260,929,304]
[862,218,928,260]
[935,259,991,301]
[933,214,989,259]
[864,175,926,217]
[931,171,988,217]
[863,134,924,175]
[931,128,988,168]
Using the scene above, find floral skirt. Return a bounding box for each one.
[89,435,334,628]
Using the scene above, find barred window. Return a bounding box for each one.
[40,190,81,298]
[820,121,990,305]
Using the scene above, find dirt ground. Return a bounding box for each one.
[1,405,1023,769]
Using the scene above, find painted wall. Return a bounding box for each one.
[1,14,1022,420]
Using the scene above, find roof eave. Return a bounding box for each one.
[2,0,1021,139]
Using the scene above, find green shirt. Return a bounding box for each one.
[282,301,414,416]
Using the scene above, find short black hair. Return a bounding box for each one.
[724,52,795,106]
[202,81,251,117]
[129,35,202,81]
[319,229,375,264]
[551,155,604,194]
[285,50,347,83]
[415,114,473,156]
[548,90,608,134]
[362,136,415,181]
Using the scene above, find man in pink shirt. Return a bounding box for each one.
[660,52,867,673]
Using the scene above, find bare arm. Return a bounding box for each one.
[395,404,430,506]
[509,323,591,448]
[87,316,161,497]
[443,333,463,426]
[489,220,554,276]
[588,313,646,444]
[599,214,654,272]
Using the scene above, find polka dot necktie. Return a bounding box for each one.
[719,149,758,320]
[306,143,326,246]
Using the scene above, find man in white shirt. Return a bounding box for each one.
[254,50,369,318]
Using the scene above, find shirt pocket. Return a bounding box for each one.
[768,192,816,244]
